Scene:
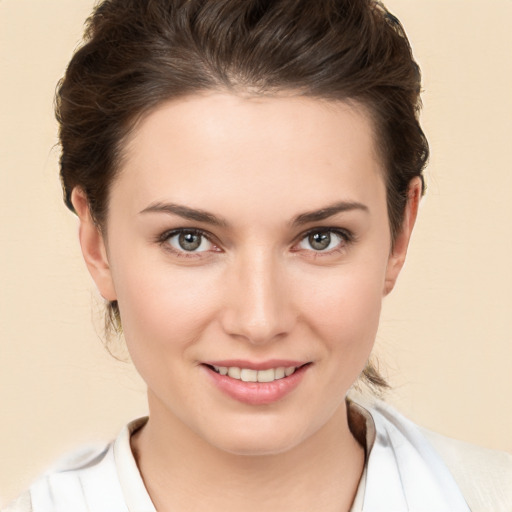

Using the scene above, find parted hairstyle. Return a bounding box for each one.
[56,0,429,391]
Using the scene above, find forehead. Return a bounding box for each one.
[115,93,385,218]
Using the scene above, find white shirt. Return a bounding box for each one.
[4,399,512,512]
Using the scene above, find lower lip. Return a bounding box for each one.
[202,364,310,405]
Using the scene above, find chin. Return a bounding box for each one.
[197,411,325,457]
[212,429,304,457]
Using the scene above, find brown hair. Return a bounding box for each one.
[56,0,429,392]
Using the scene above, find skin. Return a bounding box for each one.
[72,93,421,512]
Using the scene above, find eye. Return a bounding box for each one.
[164,229,215,253]
[297,229,349,252]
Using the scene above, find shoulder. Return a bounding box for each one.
[1,493,31,512]
[357,397,512,512]
[2,418,150,512]
[420,426,512,512]
[2,443,122,512]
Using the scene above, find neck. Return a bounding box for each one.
[131,394,365,512]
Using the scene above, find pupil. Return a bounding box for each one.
[179,232,201,251]
[310,232,331,250]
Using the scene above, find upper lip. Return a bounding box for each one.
[201,359,310,370]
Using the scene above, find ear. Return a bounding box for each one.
[383,177,422,296]
[71,188,117,301]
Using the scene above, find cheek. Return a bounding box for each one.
[296,261,385,354]
[112,259,222,360]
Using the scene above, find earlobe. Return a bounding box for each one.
[383,177,422,296]
[71,188,117,302]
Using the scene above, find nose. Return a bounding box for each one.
[220,248,296,345]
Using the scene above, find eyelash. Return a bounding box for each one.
[157,227,355,258]
[294,227,354,257]
[157,228,220,259]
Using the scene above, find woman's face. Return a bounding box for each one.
[77,93,417,455]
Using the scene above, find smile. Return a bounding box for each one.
[210,365,298,383]
[202,361,311,405]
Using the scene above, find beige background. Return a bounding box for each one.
[1,0,511,505]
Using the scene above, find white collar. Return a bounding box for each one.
[113,417,156,512]
[111,400,470,512]
[348,398,470,512]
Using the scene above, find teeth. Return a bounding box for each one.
[257,369,275,383]
[240,369,258,382]
[285,366,296,376]
[211,365,299,382]
[274,367,285,379]
[227,367,241,379]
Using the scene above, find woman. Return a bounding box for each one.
[4,0,511,511]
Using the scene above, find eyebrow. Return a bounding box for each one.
[139,200,368,228]
[291,201,369,227]
[139,202,229,227]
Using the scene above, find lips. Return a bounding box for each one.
[202,360,311,405]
